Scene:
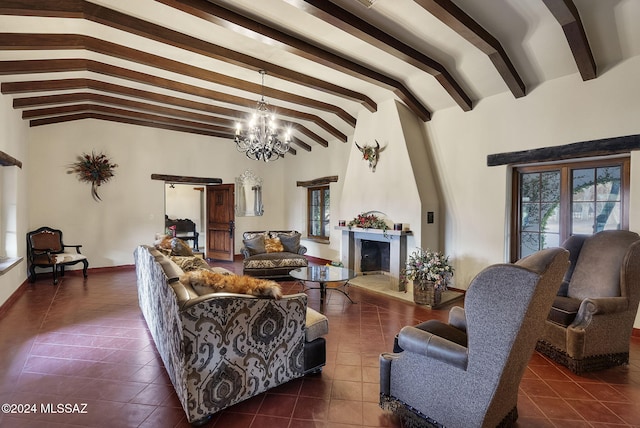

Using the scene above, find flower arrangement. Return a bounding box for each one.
[347,212,389,234]
[402,248,454,291]
[68,151,118,201]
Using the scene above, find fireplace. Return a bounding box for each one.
[339,227,410,291]
[360,240,390,273]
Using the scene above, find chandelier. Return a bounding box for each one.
[234,70,291,162]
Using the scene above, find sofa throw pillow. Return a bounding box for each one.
[243,235,266,255]
[279,233,301,253]
[265,237,284,253]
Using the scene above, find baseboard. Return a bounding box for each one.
[0,279,29,320]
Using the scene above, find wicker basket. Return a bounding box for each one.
[413,281,442,306]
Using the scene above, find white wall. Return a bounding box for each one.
[427,56,640,287]
[6,55,640,328]
[26,120,286,268]
[0,93,29,305]
[281,99,441,263]
[428,56,640,326]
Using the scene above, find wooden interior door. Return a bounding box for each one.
[206,184,234,261]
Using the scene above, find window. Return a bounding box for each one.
[511,157,630,261]
[307,185,330,241]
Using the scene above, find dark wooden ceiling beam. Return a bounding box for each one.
[23,103,233,133]
[413,0,526,98]
[0,32,356,128]
[0,60,347,142]
[11,91,322,149]
[30,112,227,138]
[19,93,232,124]
[541,0,597,80]
[156,0,432,121]
[29,111,298,155]
[0,0,375,114]
[282,0,472,112]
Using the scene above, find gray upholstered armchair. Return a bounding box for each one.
[536,230,640,374]
[380,247,569,428]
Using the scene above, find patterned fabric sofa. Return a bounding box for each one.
[241,230,308,278]
[133,244,327,425]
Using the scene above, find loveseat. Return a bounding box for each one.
[240,230,308,278]
[133,243,327,425]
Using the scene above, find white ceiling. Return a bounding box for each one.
[1,0,638,155]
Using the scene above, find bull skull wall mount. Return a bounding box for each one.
[355,140,384,172]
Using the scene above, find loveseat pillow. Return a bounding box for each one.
[279,233,301,253]
[243,235,266,255]
[265,237,284,253]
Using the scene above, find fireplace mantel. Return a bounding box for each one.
[337,226,411,291]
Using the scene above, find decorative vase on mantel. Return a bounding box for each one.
[413,280,442,306]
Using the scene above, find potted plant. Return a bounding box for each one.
[401,248,454,306]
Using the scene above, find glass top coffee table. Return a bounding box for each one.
[290,266,357,305]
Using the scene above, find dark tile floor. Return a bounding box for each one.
[0,262,639,427]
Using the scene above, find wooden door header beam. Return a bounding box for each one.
[151,174,223,184]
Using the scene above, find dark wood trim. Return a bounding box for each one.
[151,174,223,184]
[156,0,431,121]
[24,104,230,132]
[542,0,597,81]
[1,68,345,143]
[296,176,339,187]
[282,0,472,112]
[0,33,356,129]
[0,150,22,168]
[19,93,235,124]
[9,85,328,148]
[0,0,373,116]
[413,0,526,98]
[487,134,640,166]
[28,112,296,156]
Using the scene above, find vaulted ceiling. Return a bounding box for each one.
[1,0,638,156]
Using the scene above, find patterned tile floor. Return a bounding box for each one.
[0,261,639,427]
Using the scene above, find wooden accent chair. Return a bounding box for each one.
[26,227,88,285]
[165,216,199,250]
[536,230,640,374]
[380,247,569,427]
